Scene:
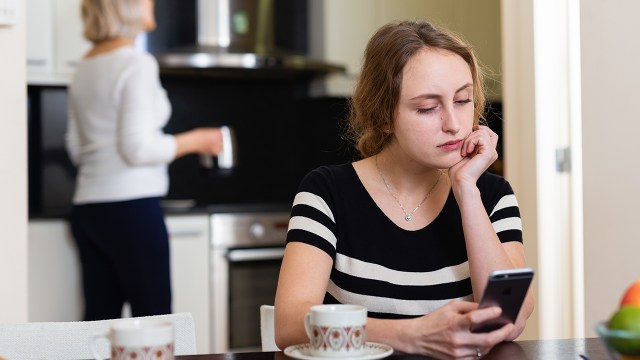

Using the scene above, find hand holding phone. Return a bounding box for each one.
[469,268,534,333]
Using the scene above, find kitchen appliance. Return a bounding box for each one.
[154,0,344,77]
[27,85,76,217]
[199,125,238,171]
[209,207,290,352]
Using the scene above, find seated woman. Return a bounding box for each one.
[274,20,534,359]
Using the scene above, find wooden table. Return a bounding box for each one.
[178,337,610,360]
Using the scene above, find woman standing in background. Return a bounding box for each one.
[66,0,222,320]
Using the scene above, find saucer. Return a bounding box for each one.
[283,342,393,360]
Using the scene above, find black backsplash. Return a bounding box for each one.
[160,74,354,206]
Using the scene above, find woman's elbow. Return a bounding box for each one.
[274,317,306,350]
[120,146,151,166]
[274,334,286,351]
[275,328,294,351]
[508,297,535,340]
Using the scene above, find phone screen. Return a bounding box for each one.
[469,268,534,333]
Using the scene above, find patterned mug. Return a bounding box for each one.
[91,319,174,360]
[303,304,367,357]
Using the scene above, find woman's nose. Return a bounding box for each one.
[441,106,460,134]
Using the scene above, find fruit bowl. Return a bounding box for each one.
[596,321,640,360]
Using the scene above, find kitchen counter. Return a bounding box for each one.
[29,201,292,220]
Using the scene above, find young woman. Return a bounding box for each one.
[66,0,223,320]
[274,20,534,359]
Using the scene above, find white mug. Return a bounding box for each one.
[303,304,367,357]
[91,319,174,360]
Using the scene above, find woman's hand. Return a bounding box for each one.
[174,127,223,158]
[194,127,223,155]
[448,125,498,191]
[400,300,514,359]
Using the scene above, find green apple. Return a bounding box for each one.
[608,306,640,355]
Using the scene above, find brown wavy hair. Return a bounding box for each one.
[347,20,486,158]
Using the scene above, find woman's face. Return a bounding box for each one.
[391,48,475,169]
[140,0,156,32]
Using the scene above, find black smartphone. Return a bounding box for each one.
[469,268,534,333]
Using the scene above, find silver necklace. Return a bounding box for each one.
[375,155,442,222]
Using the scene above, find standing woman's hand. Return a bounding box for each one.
[174,127,223,159]
[448,125,498,191]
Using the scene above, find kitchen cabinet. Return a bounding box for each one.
[26,0,90,85]
[28,218,83,322]
[26,0,54,79]
[53,0,89,77]
[27,214,212,354]
[165,214,211,354]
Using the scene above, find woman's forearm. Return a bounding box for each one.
[454,184,514,299]
[366,317,417,354]
[173,128,222,159]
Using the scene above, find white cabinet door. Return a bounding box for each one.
[26,0,54,76]
[166,214,211,354]
[26,0,90,84]
[28,219,84,322]
[53,0,90,76]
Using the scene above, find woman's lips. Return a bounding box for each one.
[438,139,463,151]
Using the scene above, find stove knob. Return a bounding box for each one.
[249,223,266,239]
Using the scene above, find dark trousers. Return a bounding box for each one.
[71,197,172,320]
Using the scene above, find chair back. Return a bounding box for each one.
[0,312,197,359]
[260,305,279,351]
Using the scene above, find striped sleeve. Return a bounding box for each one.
[286,169,338,259]
[486,177,523,243]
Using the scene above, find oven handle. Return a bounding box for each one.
[226,247,285,262]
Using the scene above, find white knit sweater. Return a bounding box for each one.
[66,46,177,204]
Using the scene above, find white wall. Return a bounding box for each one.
[0,1,28,321]
[504,0,640,339]
[311,0,502,99]
[501,0,540,341]
[580,0,640,336]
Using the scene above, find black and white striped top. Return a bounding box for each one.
[286,164,522,319]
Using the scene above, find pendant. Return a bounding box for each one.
[405,214,412,221]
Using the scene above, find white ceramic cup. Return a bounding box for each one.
[90,319,174,360]
[303,304,367,357]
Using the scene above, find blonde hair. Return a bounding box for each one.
[347,20,486,158]
[81,0,144,42]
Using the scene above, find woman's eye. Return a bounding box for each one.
[455,99,473,105]
[417,106,437,114]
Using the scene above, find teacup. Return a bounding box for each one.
[90,319,174,360]
[303,304,367,357]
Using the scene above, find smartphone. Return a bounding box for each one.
[469,268,534,333]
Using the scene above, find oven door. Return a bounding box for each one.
[211,246,285,353]
[228,247,284,351]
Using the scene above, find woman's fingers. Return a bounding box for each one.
[461,125,496,157]
[416,303,511,360]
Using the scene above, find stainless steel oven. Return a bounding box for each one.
[209,209,290,353]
